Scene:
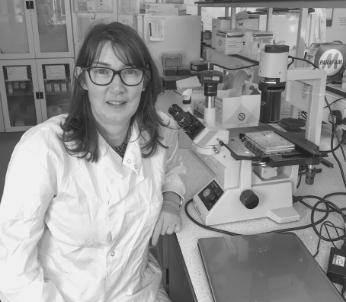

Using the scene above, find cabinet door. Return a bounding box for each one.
[0,1,36,59]
[71,0,118,57]
[0,61,42,132]
[36,58,74,120]
[71,13,118,57]
[30,0,75,58]
[164,235,196,302]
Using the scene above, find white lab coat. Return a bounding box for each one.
[0,112,186,302]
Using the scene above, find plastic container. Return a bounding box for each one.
[181,89,193,114]
[182,96,193,114]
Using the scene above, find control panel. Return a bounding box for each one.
[197,180,224,210]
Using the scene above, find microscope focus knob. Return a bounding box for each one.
[240,190,259,209]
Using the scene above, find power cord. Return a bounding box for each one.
[288,55,319,69]
[324,97,346,188]
[184,198,241,236]
[323,97,346,108]
[212,62,259,71]
[322,97,342,153]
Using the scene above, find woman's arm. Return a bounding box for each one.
[152,114,186,246]
[161,116,186,201]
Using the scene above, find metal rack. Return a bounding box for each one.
[195,1,346,12]
[196,1,346,60]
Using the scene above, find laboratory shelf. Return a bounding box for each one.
[197,0,346,65]
[195,1,346,9]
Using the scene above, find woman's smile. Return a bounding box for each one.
[106,100,128,107]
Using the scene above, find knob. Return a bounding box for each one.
[240,190,259,209]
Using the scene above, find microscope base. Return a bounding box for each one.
[193,180,299,226]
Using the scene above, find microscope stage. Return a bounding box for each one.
[226,124,322,167]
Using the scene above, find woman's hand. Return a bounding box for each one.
[151,197,182,246]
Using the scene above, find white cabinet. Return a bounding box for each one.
[0,0,74,59]
[0,58,74,132]
[37,59,74,121]
[0,0,75,132]
[71,0,118,57]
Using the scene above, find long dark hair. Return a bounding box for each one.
[60,22,166,162]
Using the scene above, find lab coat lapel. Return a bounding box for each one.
[123,123,145,184]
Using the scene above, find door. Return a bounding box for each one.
[30,0,75,58]
[0,0,36,59]
[36,58,74,120]
[71,0,118,57]
[0,60,42,132]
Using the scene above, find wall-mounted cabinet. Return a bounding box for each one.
[0,0,74,59]
[71,0,118,57]
[0,58,74,132]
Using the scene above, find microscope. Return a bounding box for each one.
[169,45,327,226]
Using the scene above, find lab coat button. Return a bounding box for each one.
[127,159,131,164]
[110,251,115,257]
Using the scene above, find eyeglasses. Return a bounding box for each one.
[85,66,145,86]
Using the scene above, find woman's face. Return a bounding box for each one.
[84,42,144,131]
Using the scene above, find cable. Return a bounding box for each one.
[184,199,241,236]
[323,97,346,108]
[212,62,259,71]
[331,118,346,163]
[294,194,346,258]
[322,97,342,153]
[288,57,295,69]
[326,97,345,157]
[313,220,344,257]
[324,97,346,187]
[288,55,319,69]
[324,192,346,210]
[310,199,346,243]
[297,168,303,188]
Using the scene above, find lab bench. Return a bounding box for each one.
[156,90,346,302]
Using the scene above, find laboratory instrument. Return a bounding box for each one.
[198,69,223,127]
[169,45,327,226]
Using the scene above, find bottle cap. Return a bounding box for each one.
[182,88,192,104]
[183,97,191,104]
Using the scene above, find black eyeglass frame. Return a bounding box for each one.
[83,66,146,87]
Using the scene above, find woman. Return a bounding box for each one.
[0,22,185,302]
